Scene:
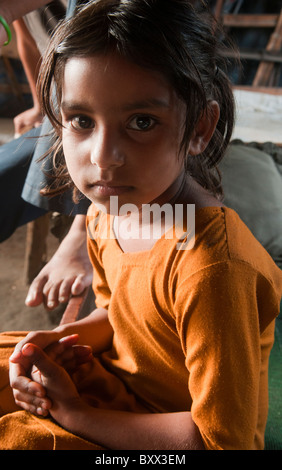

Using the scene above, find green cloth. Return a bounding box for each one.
[265,304,282,450]
[220,142,282,269]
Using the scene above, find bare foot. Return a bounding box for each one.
[25,215,92,310]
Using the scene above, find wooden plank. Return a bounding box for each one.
[60,287,95,324]
[253,10,282,87]
[60,293,87,324]
[223,14,279,28]
[214,0,225,20]
[234,85,282,95]
[221,49,282,63]
[0,83,31,94]
[2,56,24,101]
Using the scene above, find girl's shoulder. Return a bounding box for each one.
[175,206,282,294]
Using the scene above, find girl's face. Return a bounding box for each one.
[60,53,188,213]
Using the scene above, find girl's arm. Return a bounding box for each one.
[62,403,205,450]
[19,343,205,450]
[11,306,113,359]
[54,307,113,353]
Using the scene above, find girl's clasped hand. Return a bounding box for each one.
[10,333,93,417]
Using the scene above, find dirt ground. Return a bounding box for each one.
[0,223,65,333]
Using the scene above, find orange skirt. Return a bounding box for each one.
[0,332,145,450]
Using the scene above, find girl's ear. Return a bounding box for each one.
[188,101,220,156]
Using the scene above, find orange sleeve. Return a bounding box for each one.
[174,260,277,450]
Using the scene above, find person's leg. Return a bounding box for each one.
[25,214,93,309]
[20,119,92,309]
[22,117,90,215]
[0,127,47,243]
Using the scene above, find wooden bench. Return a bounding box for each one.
[59,286,95,325]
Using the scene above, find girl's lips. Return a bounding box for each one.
[91,183,133,198]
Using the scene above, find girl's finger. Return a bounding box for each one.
[9,363,46,398]
[13,388,52,416]
[58,334,79,347]
[44,334,79,361]
[60,347,93,371]
[56,345,93,371]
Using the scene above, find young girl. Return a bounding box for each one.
[2,0,282,450]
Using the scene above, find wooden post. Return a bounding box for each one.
[23,213,50,285]
[252,10,282,87]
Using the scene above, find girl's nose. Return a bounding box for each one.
[90,127,125,169]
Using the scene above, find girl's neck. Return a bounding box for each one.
[112,172,224,254]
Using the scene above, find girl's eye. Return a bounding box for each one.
[128,115,156,131]
[70,116,94,130]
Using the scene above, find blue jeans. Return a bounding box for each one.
[0,121,89,243]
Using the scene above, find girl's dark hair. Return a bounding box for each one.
[38,0,235,200]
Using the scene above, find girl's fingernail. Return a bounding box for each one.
[22,344,34,356]
[37,407,48,416]
[59,334,78,344]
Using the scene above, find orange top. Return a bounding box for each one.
[86,205,282,450]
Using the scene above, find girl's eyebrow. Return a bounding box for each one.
[61,98,170,113]
[61,101,92,113]
[122,98,170,111]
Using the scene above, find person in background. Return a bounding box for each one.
[0,0,92,310]
[12,18,43,137]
